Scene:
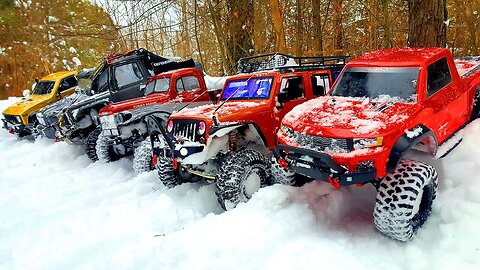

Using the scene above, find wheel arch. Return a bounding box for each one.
[386,124,438,172]
[209,122,269,148]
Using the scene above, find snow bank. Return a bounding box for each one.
[0,98,479,269]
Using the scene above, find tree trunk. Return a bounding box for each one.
[225,0,254,66]
[266,0,287,53]
[295,0,303,55]
[408,0,447,47]
[332,0,343,54]
[312,0,323,54]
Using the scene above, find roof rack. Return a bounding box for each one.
[236,53,348,73]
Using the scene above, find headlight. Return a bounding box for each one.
[198,121,206,135]
[280,124,294,137]
[353,137,383,149]
[115,111,132,123]
[167,120,174,133]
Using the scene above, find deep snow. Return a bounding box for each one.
[0,97,479,270]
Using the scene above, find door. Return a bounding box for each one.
[111,61,147,102]
[175,75,208,101]
[424,57,467,142]
[275,76,308,120]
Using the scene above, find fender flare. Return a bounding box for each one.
[145,114,175,150]
[386,124,437,172]
[209,122,268,148]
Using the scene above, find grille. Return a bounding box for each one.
[172,120,200,142]
[293,131,350,153]
[3,114,19,124]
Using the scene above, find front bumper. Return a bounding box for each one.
[2,119,29,136]
[273,144,377,186]
[150,131,204,158]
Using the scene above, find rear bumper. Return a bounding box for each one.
[273,144,377,186]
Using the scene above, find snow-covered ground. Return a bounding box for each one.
[0,97,479,270]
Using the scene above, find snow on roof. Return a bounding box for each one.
[351,48,447,65]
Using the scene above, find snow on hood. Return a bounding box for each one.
[283,96,417,137]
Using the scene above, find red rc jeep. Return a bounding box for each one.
[93,67,222,173]
[147,53,346,210]
[273,48,480,241]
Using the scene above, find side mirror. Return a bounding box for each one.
[139,84,146,92]
[23,89,31,97]
[278,91,289,103]
[35,78,39,84]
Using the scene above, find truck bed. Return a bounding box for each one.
[455,56,480,78]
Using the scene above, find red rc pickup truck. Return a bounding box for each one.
[273,48,480,241]
[92,67,221,173]
[147,53,346,210]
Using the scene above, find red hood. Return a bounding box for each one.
[170,100,271,123]
[283,96,420,137]
[99,93,170,115]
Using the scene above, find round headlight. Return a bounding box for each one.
[198,121,206,135]
[167,120,174,132]
[179,147,188,156]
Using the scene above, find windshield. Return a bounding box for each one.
[145,78,170,96]
[220,77,273,100]
[32,81,55,95]
[331,67,420,102]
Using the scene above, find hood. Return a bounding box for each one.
[40,93,88,117]
[99,93,170,115]
[283,96,420,137]
[68,91,110,111]
[170,100,271,124]
[3,94,52,116]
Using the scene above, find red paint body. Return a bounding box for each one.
[98,68,212,116]
[277,48,480,179]
[169,69,335,150]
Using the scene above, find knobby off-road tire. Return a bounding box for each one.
[133,137,154,174]
[156,155,182,188]
[85,126,102,161]
[373,159,438,242]
[271,156,296,186]
[216,149,271,210]
[95,131,121,163]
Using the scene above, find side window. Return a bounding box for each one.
[427,57,452,97]
[279,77,305,100]
[114,62,144,88]
[96,70,108,93]
[58,76,78,92]
[182,76,201,91]
[176,78,185,92]
[176,76,200,92]
[311,74,330,97]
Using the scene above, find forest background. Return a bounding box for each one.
[0,0,478,98]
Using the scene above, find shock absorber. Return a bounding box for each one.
[228,130,238,152]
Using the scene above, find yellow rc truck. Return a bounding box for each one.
[2,71,78,138]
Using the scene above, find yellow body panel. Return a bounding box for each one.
[2,71,78,125]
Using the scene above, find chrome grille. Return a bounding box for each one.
[172,120,199,142]
[293,131,350,153]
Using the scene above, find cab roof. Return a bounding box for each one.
[41,70,78,81]
[349,48,448,66]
